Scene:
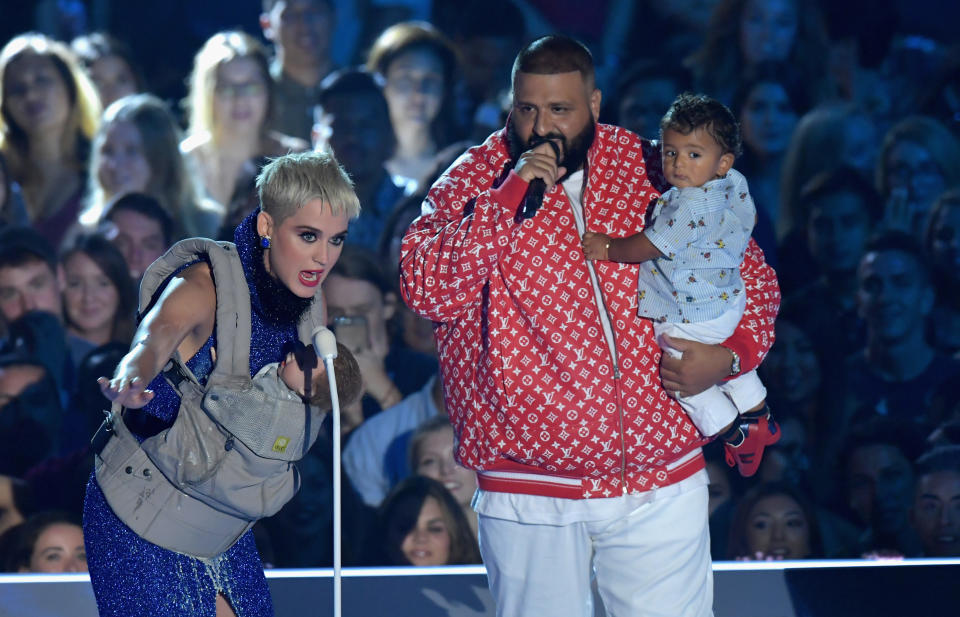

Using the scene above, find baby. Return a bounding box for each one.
[254,341,363,412]
[582,92,779,477]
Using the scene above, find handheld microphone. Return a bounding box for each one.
[515,137,562,223]
[517,178,546,221]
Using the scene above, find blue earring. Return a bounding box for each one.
[261,236,271,249]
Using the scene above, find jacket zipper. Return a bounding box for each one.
[577,166,629,496]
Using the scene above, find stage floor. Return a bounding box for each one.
[1,559,958,616]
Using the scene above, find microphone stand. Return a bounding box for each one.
[312,327,342,617]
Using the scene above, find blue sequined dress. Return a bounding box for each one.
[83,211,312,616]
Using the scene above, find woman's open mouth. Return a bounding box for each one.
[299,270,323,287]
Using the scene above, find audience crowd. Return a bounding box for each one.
[1,0,960,573]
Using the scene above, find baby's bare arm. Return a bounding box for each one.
[582,231,664,262]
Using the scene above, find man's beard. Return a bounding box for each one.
[506,114,596,183]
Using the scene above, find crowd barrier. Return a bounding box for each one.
[1,559,957,616]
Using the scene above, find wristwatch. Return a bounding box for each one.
[727,348,741,376]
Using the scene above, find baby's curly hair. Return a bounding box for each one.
[659,92,742,157]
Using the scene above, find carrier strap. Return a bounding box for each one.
[139,238,251,385]
[139,237,326,392]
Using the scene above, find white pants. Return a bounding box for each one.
[478,485,713,617]
[654,305,767,436]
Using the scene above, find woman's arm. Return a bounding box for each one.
[98,263,217,408]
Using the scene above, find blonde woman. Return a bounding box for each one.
[181,31,307,228]
[0,33,101,249]
[83,93,221,240]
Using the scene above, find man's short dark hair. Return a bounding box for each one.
[915,445,960,476]
[262,0,332,14]
[104,192,174,247]
[0,227,57,272]
[659,92,742,157]
[511,35,595,90]
[318,68,389,117]
[330,245,392,295]
[862,230,932,287]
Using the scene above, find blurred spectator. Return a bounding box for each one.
[871,36,954,133]
[779,168,877,363]
[70,33,144,109]
[366,21,463,194]
[367,475,480,566]
[0,226,63,328]
[0,475,27,537]
[0,344,63,477]
[685,0,833,106]
[82,93,217,241]
[313,68,405,251]
[778,103,878,244]
[102,192,174,281]
[0,306,72,409]
[910,445,960,557]
[840,418,926,556]
[181,31,307,229]
[705,442,740,561]
[839,233,960,431]
[619,1,722,84]
[325,246,437,432]
[377,190,426,283]
[727,482,822,560]
[756,411,811,489]
[751,409,863,558]
[732,63,807,246]
[431,0,525,142]
[66,341,126,445]
[0,227,82,400]
[260,0,337,141]
[705,445,736,520]
[927,418,960,450]
[758,320,824,436]
[924,190,960,353]
[917,53,960,136]
[410,414,478,536]
[343,375,443,507]
[59,233,136,352]
[0,151,28,229]
[608,59,691,141]
[0,33,101,250]
[0,511,86,573]
[875,115,960,241]
[375,146,464,283]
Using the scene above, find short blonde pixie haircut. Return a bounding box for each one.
[256,151,361,224]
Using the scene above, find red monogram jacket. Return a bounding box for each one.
[399,124,780,499]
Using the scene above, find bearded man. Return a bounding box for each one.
[399,35,779,616]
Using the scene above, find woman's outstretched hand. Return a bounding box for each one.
[97,375,155,409]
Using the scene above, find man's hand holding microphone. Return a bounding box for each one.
[514,138,565,222]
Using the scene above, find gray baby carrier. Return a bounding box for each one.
[94,238,326,559]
